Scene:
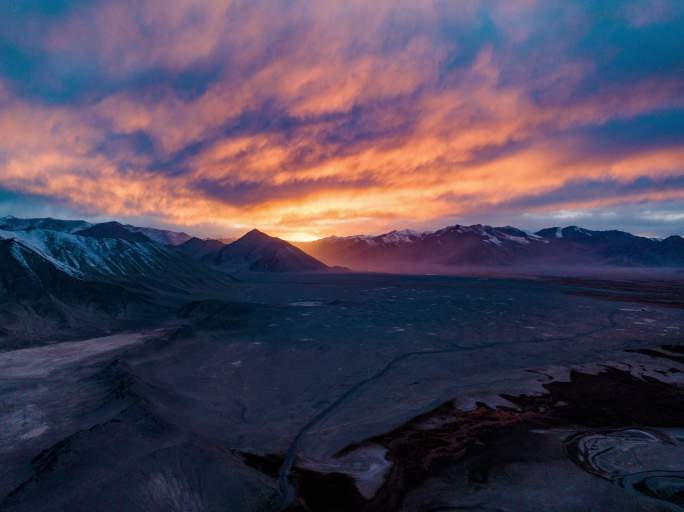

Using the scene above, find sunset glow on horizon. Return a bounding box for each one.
[0,0,683,240]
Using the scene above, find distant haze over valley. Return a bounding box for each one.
[2,3,684,511]
[2,215,683,276]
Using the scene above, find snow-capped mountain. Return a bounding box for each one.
[534,226,684,267]
[3,216,682,278]
[0,237,156,343]
[0,216,192,246]
[1,228,169,279]
[123,224,192,246]
[297,224,544,269]
[0,216,332,276]
[297,224,684,270]
[0,221,235,343]
[75,221,153,243]
[0,225,234,292]
[204,229,329,272]
[0,237,130,302]
[0,215,92,233]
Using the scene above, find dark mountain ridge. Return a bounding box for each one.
[3,216,683,275]
[298,224,684,270]
[1,216,191,246]
[75,221,152,243]
[0,222,237,346]
[203,229,329,273]
[0,238,155,345]
[177,237,227,259]
[0,215,91,233]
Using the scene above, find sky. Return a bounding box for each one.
[0,0,683,241]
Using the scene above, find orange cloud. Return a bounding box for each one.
[0,1,683,239]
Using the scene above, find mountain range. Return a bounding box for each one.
[3,216,683,275]
[297,224,684,271]
[1,214,683,345]
[0,217,328,345]
[0,219,232,345]
[197,229,329,272]
[0,216,193,245]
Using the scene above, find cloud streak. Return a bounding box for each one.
[0,0,683,239]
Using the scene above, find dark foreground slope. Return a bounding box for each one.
[1,272,684,512]
[2,215,684,511]
[0,239,154,345]
[0,228,236,347]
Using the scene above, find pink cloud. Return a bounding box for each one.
[0,1,682,239]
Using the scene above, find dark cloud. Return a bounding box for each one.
[0,0,683,238]
[505,175,684,210]
[574,110,684,153]
[193,175,379,207]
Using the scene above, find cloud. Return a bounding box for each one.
[501,175,684,211]
[0,0,683,239]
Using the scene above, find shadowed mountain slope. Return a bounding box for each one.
[204,229,329,273]
[122,225,192,245]
[0,238,155,345]
[0,216,91,234]
[178,237,227,259]
[75,222,152,243]
[298,224,684,271]
[1,216,191,246]
[0,228,232,290]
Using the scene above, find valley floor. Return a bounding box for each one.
[1,273,684,511]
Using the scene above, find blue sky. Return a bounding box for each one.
[0,0,682,240]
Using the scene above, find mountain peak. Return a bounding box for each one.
[208,228,328,272]
[75,221,152,243]
[242,228,270,239]
[123,224,192,245]
[177,236,226,259]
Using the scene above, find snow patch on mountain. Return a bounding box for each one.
[483,234,502,245]
[124,225,192,245]
[0,216,92,234]
[378,229,426,244]
[501,234,530,244]
[0,230,84,277]
[0,228,175,278]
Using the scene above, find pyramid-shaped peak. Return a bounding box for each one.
[239,228,273,241]
[246,228,267,236]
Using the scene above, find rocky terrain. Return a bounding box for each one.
[199,229,330,273]
[1,216,683,511]
[298,225,684,271]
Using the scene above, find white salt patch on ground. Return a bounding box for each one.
[19,424,48,440]
[298,445,391,499]
[0,331,150,378]
[444,350,684,415]
[1,404,48,449]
